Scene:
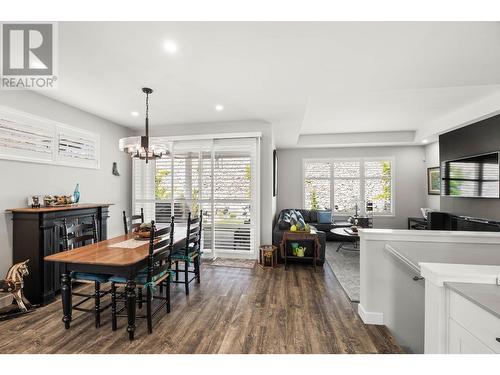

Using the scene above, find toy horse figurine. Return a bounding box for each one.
[0,260,32,313]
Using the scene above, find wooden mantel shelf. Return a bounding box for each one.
[5,203,113,214]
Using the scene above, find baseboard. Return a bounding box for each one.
[357,303,384,325]
[0,293,13,309]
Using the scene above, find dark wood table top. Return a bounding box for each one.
[331,227,359,237]
[5,203,112,213]
[44,225,186,267]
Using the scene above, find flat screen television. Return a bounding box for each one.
[441,152,500,198]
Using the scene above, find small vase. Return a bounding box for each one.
[73,183,80,204]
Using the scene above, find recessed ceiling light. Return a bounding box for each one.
[131,111,139,117]
[163,40,178,54]
[215,104,224,112]
[422,139,428,144]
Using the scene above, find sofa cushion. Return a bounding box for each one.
[314,223,333,232]
[317,210,332,224]
[309,210,318,223]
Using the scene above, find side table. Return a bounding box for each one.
[279,230,321,271]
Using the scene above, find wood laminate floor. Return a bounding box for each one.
[0,263,402,354]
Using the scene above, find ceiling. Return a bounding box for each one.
[41,22,500,147]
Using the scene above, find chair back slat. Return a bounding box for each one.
[146,216,175,285]
[183,210,203,257]
[122,208,144,234]
[154,225,172,238]
[66,234,95,248]
[62,215,98,251]
[153,237,172,251]
[188,225,199,234]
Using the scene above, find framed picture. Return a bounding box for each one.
[27,195,42,208]
[273,149,278,197]
[427,167,440,195]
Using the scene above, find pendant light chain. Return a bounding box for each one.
[145,91,149,138]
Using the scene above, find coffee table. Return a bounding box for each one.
[330,227,360,252]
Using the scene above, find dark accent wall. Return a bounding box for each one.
[440,114,500,220]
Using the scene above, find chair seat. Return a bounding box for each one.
[109,269,169,285]
[171,249,199,261]
[70,271,111,283]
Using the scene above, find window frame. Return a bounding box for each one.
[302,157,395,217]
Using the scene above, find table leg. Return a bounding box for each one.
[126,280,136,341]
[313,244,317,272]
[61,270,72,329]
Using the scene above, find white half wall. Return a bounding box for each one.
[276,146,427,229]
[359,229,500,353]
[0,91,133,277]
[424,142,440,210]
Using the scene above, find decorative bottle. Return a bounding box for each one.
[73,183,80,204]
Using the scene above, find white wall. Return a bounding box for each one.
[0,91,133,276]
[276,146,427,229]
[424,142,440,210]
[149,120,275,247]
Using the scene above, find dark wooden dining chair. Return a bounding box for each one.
[110,217,174,336]
[61,215,112,328]
[171,210,202,295]
[122,208,144,234]
[122,207,146,308]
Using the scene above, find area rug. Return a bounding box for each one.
[325,242,360,302]
[204,258,256,269]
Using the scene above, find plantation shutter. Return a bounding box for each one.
[212,138,256,254]
[0,106,100,169]
[132,137,259,257]
[132,158,156,222]
[171,145,202,222]
[56,128,99,168]
[0,116,54,161]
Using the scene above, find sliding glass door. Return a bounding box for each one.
[133,137,259,259]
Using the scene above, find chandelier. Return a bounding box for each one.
[119,87,168,163]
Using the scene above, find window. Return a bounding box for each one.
[364,160,392,215]
[333,160,361,215]
[303,158,394,216]
[304,160,331,210]
[133,138,259,258]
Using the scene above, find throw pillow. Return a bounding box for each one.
[278,210,292,230]
[317,211,332,224]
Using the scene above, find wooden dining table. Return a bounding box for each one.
[44,225,187,340]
